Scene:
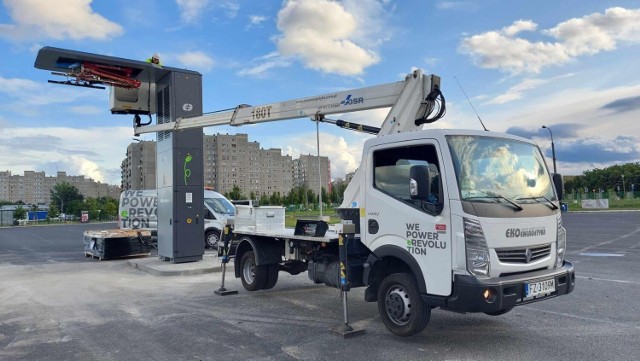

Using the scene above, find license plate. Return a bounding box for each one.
[525,279,555,297]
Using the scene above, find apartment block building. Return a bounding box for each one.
[260,148,294,197]
[121,141,157,190]
[121,134,330,199]
[294,154,331,194]
[205,133,263,196]
[0,170,120,204]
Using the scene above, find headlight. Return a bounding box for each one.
[464,218,490,277]
[556,216,566,267]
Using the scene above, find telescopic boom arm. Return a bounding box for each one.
[133,69,443,137]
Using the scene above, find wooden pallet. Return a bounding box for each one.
[84,251,150,261]
[84,251,104,260]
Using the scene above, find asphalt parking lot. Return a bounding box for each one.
[1,211,639,361]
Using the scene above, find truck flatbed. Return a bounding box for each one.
[233,227,341,243]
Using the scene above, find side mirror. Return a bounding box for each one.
[552,173,564,201]
[409,165,430,200]
[205,209,216,220]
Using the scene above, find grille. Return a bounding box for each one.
[496,244,551,264]
[157,85,172,142]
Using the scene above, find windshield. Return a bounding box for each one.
[447,135,555,202]
[205,197,236,215]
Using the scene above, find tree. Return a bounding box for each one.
[270,192,282,205]
[227,185,245,200]
[13,205,27,221]
[48,202,60,219]
[249,191,256,201]
[320,187,329,206]
[563,162,640,196]
[50,182,83,215]
[306,189,316,208]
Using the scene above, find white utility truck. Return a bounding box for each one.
[136,69,575,336]
[118,188,235,249]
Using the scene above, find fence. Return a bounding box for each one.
[565,191,640,210]
[0,210,15,226]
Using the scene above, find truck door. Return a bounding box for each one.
[364,140,452,296]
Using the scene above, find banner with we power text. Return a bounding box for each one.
[119,190,158,229]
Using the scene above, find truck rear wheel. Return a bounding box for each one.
[377,273,430,337]
[262,264,279,290]
[240,251,267,291]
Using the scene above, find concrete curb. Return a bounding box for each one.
[127,254,225,276]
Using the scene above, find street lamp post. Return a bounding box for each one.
[621,175,625,199]
[542,125,557,174]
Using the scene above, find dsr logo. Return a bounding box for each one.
[341,95,364,106]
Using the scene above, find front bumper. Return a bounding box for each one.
[426,261,575,313]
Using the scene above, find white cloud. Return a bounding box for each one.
[460,7,640,74]
[0,126,134,184]
[237,52,292,78]
[275,0,383,76]
[175,0,238,23]
[487,84,640,144]
[544,7,640,56]
[0,0,123,41]
[247,15,268,28]
[487,78,549,105]
[219,1,239,19]
[502,20,537,36]
[486,73,576,105]
[176,51,215,72]
[0,75,101,116]
[436,1,473,10]
[277,132,366,180]
[69,106,103,115]
[341,0,394,48]
[46,156,105,183]
[176,0,209,23]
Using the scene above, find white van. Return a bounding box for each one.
[118,189,235,249]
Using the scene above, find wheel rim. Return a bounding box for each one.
[243,258,255,284]
[206,233,219,248]
[385,285,412,326]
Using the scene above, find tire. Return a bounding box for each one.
[377,273,430,337]
[205,229,220,250]
[262,264,279,290]
[240,251,267,291]
[484,307,513,316]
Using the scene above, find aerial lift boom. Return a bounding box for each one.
[133,70,443,137]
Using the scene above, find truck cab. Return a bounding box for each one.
[358,129,574,333]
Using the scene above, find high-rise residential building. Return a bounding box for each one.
[121,141,156,190]
[0,170,120,204]
[121,133,329,199]
[260,148,293,197]
[205,133,262,196]
[294,154,331,195]
[0,171,12,202]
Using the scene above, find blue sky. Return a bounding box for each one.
[1,0,639,185]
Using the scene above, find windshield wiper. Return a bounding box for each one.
[516,195,559,210]
[466,194,523,211]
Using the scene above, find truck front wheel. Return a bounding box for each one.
[484,307,513,316]
[377,273,430,337]
[240,251,267,291]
